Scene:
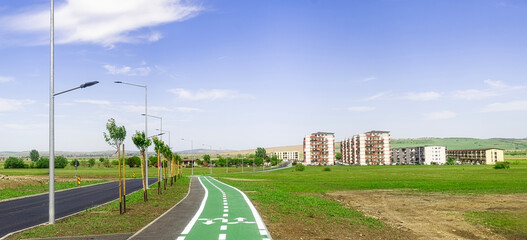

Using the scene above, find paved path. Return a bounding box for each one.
[177,176,271,240]
[129,177,205,240]
[0,178,157,239]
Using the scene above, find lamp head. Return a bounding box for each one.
[80,81,99,88]
[114,81,122,84]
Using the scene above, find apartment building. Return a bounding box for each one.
[303,132,335,165]
[341,130,391,165]
[269,151,299,161]
[447,148,504,165]
[391,146,446,165]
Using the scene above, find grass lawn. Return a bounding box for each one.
[0,180,105,200]
[203,160,527,239]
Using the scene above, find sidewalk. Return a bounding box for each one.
[128,177,204,240]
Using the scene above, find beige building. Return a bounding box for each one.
[391,146,446,165]
[303,132,335,165]
[269,151,299,161]
[447,148,504,165]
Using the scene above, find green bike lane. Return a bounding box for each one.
[177,176,272,240]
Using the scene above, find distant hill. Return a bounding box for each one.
[391,138,527,150]
[2,138,525,159]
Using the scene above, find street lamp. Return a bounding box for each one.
[143,114,162,181]
[114,81,149,187]
[181,138,193,175]
[49,81,99,224]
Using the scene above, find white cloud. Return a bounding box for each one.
[347,106,375,112]
[0,98,35,112]
[168,88,252,101]
[362,91,390,101]
[423,111,456,120]
[403,91,441,101]
[452,79,524,100]
[74,99,111,105]
[4,123,47,130]
[123,105,172,113]
[0,76,14,83]
[361,77,376,82]
[482,101,527,112]
[0,0,202,46]
[104,64,151,76]
[175,107,202,112]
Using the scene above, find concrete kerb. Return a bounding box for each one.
[126,176,194,240]
[0,178,159,240]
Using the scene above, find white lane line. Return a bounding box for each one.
[180,177,209,235]
[176,237,185,240]
[219,233,226,240]
[220,225,227,230]
[223,213,228,217]
[223,209,229,212]
[210,177,273,240]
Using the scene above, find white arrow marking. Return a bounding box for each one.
[235,217,246,222]
[203,220,214,225]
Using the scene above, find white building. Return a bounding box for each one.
[341,131,391,165]
[303,132,335,165]
[391,146,446,165]
[269,151,299,161]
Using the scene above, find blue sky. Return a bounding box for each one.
[1,0,526,152]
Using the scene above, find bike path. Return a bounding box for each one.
[177,176,271,240]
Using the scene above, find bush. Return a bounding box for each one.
[36,157,68,168]
[55,156,68,168]
[88,158,96,167]
[149,155,158,167]
[126,156,141,168]
[295,163,305,172]
[99,157,105,163]
[111,160,119,166]
[103,159,111,168]
[446,157,456,165]
[36,157,49,168]
[493,162,510,169]
[4,157,26,169]
[323,167,331,172]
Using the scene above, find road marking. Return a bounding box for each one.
[180,177,209,235]
[219,233,226,240]
[176,237,185,240]
[223,213,228,217]
[209,177,272,239]
[220,225,227,230]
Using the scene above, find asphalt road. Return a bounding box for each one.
[0,177,158,238]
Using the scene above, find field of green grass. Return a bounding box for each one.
[392,137,527,150]
[208,159,527,238]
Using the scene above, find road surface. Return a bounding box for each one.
[0,177,157,239]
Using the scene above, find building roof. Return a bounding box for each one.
[447,148,504,151]
[312,132,334,135]
[365,130,390,134]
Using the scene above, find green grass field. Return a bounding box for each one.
[207,160,527,238]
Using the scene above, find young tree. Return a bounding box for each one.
[29,150,39,162]
[255,147,267,159]
[132,131,151,201]
[152,137,165,194]
[103,118,127,214]
[203,155,211,164]
[335,152,342,161]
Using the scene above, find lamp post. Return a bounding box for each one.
[143,114,162,182]
[49,81,99,224]
[114,81,148,187]
[181,138,193,175]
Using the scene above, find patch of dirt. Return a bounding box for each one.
[220,177,268,181]
[254,201,416,240]
[326,190,527,240]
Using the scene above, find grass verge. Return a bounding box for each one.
[7,177,190,240]
[465,211,527,238]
